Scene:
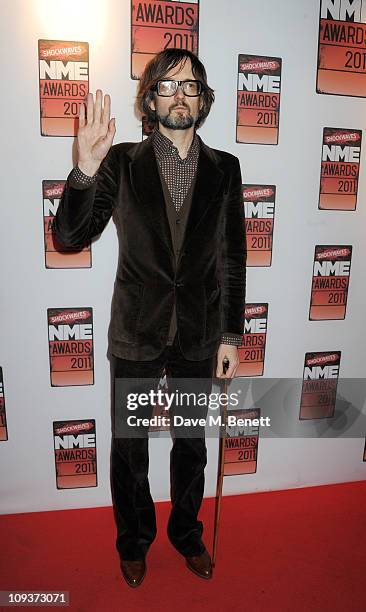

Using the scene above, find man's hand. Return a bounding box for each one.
[216,344,239,379]
[77,89,116,176]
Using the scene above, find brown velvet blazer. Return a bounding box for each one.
[53,133,247,361]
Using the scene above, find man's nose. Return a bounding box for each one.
[174,83,186,98]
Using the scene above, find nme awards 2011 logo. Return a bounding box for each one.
[53,420,97,489]
[242,185,275,266]
[309,246,352,320]
[224,408,260,476]
[317,0,366,97]
[319,128,362,210]
[43,181,92,268]
[38,39,89,137]
[300,351,341,419]
[131,0,199,79]
[236,54,282,145]
[48,308,94,386]
[236,304,268,377]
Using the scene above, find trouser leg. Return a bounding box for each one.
[111,352,165,560]
[168,436,208,556]
[165,334,215,556]
[111,436,157,560]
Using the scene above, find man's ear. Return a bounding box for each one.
[148,93,156,112]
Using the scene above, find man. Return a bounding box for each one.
[53,48,246,587]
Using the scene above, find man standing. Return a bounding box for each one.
[53,48,246,587]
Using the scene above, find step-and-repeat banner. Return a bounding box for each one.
[1,0,365,513]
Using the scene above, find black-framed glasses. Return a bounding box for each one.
[154,79,203,97]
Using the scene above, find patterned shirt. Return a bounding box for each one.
[152,127,200,212]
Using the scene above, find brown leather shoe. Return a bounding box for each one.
[120,558,146,588]
[185,549,212,580]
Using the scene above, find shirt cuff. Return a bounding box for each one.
[68,165,98,190]
[220,333,243,346]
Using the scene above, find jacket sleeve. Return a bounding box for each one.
[220,155,247,337]
[52,146,119,249]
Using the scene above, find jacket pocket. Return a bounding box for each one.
[110,280,144,345]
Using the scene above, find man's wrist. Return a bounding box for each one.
[220,333,243,347]
[78,161,100,177]
[69,164,99,189]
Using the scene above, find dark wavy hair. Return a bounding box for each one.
[136,48,215,130]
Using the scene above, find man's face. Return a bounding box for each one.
[149,58,203,130]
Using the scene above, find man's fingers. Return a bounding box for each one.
[104,118,116,147]
[79,101,86,128]
[86,92,94,125]
[94,89,103,124]
[216,358,238,379]
[101,94,111,128]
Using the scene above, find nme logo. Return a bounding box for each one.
[244,318,267,333]
[48,324,93,341]
[54,434,95,449]
[39,61,88,80]
[238,73,280,93]
[321,0,366,22]
[303,364,340,379]
[313,260,351,276]
[322,145,360,162]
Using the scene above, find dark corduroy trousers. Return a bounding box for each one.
[111,332,215,561]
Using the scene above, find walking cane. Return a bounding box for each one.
[212,356,230,568]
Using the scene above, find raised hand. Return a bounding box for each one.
[77,89,116,176]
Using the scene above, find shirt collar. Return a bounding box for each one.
[152,127,200,161]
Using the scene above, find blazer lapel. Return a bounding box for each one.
[179,138,224,260]
[129,136,174,257]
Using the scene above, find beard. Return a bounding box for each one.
[156,103,198,130]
